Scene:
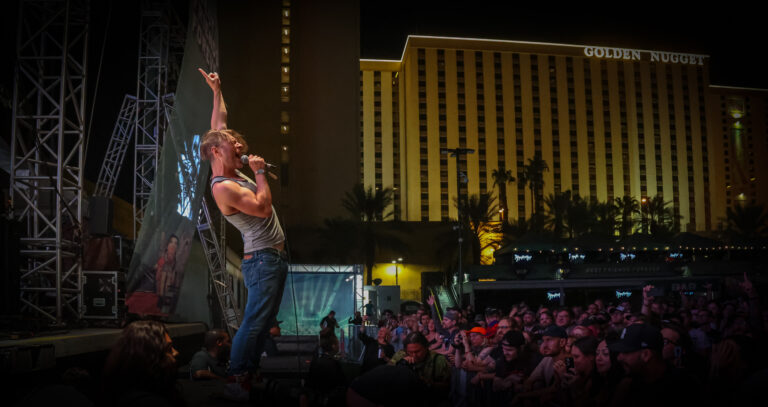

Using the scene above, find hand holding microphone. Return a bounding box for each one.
[240,155,278,180]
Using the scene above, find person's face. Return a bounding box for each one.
[624,313,636,324]
[595,340,611,374]
[523,313,535,326]
[377,327,390,343]
[164,333,179,364]
[587,304,598,315]
[502,344,519,361]
[442,317,456,329]
[611,311,624,324]
[594,299,605,310]
[497,320,512,335]
[167,237,179,256]
[420,314,430,326]
[650,303,662,315]
[469,332,484,347]
[406,343,428,363]
[617,350,645,376]
[214,134,243,166]
[695,311,710,325]
[579,312,590,323]
[539,335,563,356]
[416,310,424,318]
[539,313,553,327]
[428,319,435,332]
[661,328,680,361]
[572,345,595,375]
[571,326,590,339]
[555,311,571,327]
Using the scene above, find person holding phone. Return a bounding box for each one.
[554,336,600,404]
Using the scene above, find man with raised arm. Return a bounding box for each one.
[198,68,287,402]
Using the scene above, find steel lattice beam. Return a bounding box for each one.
[132,0,185,239]
[94,94,136,198]
[10,0,89,325]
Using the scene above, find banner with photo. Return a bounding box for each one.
[126,0,218,317]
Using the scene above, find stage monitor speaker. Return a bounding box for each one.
[89,196,113,236]
[82,271,125,319]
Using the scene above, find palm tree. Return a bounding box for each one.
[492,168,515,224]
[342,183,394,221]
[320,184,405,284]
[544,190,572,239]
[614,196,640,237]
[456,193,500,265]
[520,155,549,214]
[563,193,592,238]
[726,204,768,239]
[645,195,677,237]
[589,199,619,237]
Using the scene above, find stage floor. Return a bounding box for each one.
[0,322,208,373]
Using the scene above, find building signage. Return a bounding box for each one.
[615,290,632,299]
[583,46,705,66]
[546,291,561,301]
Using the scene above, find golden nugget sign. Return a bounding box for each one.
[583,46,705,66]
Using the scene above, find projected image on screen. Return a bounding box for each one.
[277,273,355,336]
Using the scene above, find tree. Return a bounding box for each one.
[563,193,592,238]
[520,155,549,214]
[726,204,768,239]
[492,168,515,224]
[644,195,677,237]
[456,193,500,265]
[589,198,619,237]
[614,196,640,237]
[342,183,393,222]
[544,190,572,239]
[319,184,406,284]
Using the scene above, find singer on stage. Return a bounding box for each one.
[198,68,287,399]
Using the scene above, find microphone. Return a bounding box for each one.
[240,155,278,169]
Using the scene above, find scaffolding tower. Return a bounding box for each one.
[9,0,90,325]
[132,0,185,240]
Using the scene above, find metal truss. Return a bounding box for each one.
[132,0,185,239]
[197,197,241,339]
[9,0,89,325]
[288,264,364,274]
[94,95,136,198]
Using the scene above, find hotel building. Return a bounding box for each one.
[360,36,768,232]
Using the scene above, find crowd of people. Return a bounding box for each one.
[16,272,764,407]
[346,273,766,406]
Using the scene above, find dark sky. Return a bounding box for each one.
[2,2,765,202]
[360,2,768,89]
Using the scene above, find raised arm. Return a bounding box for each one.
[199,68,227,130]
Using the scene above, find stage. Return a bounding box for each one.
[0,322,208,372]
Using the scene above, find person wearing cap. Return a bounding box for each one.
[426,294,460,353]
[610,323,703,407]
[485,308,501,338]
[608,306,627,334]
[514,325,569,403]
[490,330,529,399]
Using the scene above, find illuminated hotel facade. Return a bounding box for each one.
[360,36,768,232]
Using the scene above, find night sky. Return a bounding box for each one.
[2,2,766,202]
[360,2,768,89]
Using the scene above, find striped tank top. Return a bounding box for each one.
[210,176,285,254]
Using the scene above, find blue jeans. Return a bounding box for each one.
[229,249,287,375]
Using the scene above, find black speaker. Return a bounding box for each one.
[89,196,113,236]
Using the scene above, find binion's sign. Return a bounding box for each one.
[583,46,706,66]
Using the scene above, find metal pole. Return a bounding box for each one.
[442,148,474,308]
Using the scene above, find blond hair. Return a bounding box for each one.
[200,128,249,161]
